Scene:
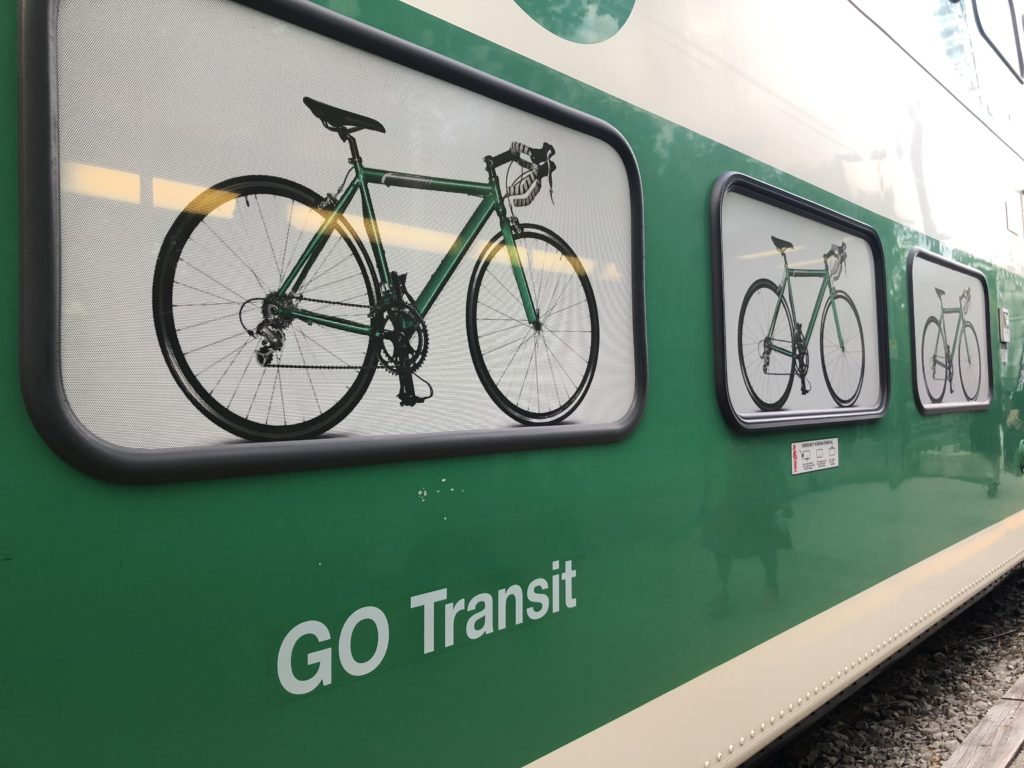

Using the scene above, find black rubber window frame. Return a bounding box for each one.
[18,0,647,483]
[709,172,891,432]
[972,0,1024,83]
[907,248,993,415]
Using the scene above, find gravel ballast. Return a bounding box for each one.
[758,567,1024,768]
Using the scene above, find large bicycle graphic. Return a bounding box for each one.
[920,286,981,403]
[737,236,865,410]
[153,97,599,441]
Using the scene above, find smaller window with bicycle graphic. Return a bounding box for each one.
[909,249,992,413]
[712,174,889,430]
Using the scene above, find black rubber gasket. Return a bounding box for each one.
[907,247,993,415]
[18,0,647,482]
[709,172,890,432]
[971,0,1024,84]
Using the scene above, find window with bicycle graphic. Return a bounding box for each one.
[45,0,642,466]
[712,174,889,430]
[908,249,992,413]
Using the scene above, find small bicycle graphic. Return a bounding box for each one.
[920,286,981,403]
[737,236,865,410]
[153,97,599,441]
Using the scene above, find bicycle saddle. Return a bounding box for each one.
[303,97,385,134]
[935,288,946,298]
[771,236,794,252]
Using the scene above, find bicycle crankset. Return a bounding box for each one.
[375,300,429,375]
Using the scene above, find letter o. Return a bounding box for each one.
[338,606,389,677]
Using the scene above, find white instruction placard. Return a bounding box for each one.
[791,437,839,475]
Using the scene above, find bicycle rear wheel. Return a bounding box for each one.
[737,278,795,411]
[820,290,865,407]
[466,226,599,425]
[153,175,379,441]
[958,322,982,401]
[920,316,946,403]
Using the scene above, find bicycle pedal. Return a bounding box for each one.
[398,393,426,407]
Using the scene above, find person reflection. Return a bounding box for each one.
[701,445,792,612]
[1004,366,1024,478]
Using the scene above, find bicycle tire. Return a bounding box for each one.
[920,316,946,403]
[737,278,795,411]
[466,225,598,425]
[153,175,379,441]
[958,321,982,401]
[820,290,865,407]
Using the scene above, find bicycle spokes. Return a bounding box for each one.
[467,230,598,425]
[738,279,795,410]
[155,179,379,440]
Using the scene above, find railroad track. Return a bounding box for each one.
[754,568,1024,768]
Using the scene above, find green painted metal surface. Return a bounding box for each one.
[2,0,1023,766]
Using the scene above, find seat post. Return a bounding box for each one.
[341,131,363,166]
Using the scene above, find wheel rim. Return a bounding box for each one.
[820,293,864,406]
[959,324,982,401]
[920,317,945,403]
[155,179,377,439]
[738,281,794,410]
[468,231,598,424]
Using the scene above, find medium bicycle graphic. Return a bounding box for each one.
[153,97,599,441]
[737,236,865,410]
[920,286,981,403]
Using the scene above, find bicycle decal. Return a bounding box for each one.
[909,249,991,413]
[713,175,887,429]
[736,236,865,411]
[153,99,600,441]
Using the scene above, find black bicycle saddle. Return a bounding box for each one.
[771,236,794,252]
[935,287,946,298]
[303,97,385,134]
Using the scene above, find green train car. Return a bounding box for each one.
[6,0,1024,766]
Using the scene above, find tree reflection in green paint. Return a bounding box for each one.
[513,0,635,44]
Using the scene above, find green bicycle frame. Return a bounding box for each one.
[765,260,846,359]
[930,302,968,371]
[275,141,538,337]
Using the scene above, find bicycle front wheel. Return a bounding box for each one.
[958,322,982,401]
[153,175,379,441]
[820,290,865,407]
[466,226,599,425]
[920,316,946,403]
[737,278,795,411]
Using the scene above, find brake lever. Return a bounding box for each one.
[547,147,555,204]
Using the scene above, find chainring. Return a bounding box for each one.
[376,301,429,375]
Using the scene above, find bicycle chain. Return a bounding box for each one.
[263,295,374,370]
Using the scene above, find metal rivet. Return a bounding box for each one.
[750,730,756,738]
[729,744,734,753]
